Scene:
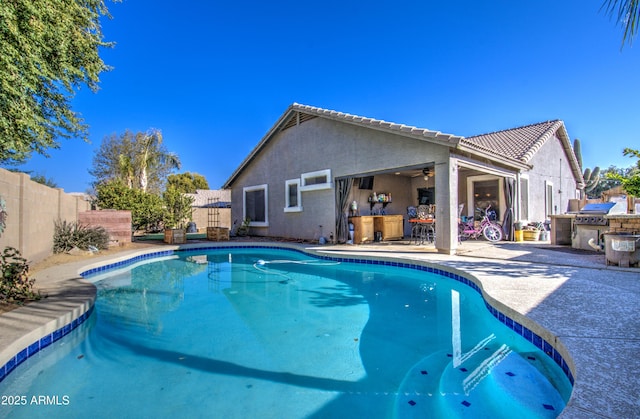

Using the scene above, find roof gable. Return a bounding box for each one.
[288,103,463,142]
[462,120,562,162]
[461,120,583,185]
[223,103,464,188]
[223,103,584,188]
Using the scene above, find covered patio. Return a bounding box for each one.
[335,156,522,255]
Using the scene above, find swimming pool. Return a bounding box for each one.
[0,246,572,418]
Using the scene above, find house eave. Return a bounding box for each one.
[455,144,532,171]
[554,122,585,187]
[222,105,299,188]
[223,104,584,190]
[223,103,465,188]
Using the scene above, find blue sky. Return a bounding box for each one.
[16,0,640,192]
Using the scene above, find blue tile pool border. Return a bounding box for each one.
[0,306,93,384]
[80,249,175,277]
[0,244,574,387]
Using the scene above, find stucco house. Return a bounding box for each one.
[222,103,583,254]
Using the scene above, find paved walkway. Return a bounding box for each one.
[0,240,638,418]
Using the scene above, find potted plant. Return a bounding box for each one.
[235,218,251,237]
[162,187,194,244]
[522,227,540,241]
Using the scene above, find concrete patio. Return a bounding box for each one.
[0,239,638,418]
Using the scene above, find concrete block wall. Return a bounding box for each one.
[191,208,231,232]
[0,168,91,263]
[78,210,132,245]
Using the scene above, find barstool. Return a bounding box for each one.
[410,222,424,244]
[425,221,435,243]
[409,219,435,244]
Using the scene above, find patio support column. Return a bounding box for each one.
[434,157,458,255]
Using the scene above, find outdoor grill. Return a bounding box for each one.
[572,202,625,250]
[574,202,616,226]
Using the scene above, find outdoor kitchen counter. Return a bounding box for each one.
[550,214,575,245]
[349,215,404,243]
[606,213,640,234]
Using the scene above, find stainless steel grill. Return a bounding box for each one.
[574,203,616,225]
[574,215,608,225]
[572,202,615,251]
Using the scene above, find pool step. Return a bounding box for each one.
[394,346,566,418]
[393,350,451,418]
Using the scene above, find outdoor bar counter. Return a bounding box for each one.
[349,215,404,244]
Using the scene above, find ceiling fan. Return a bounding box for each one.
[409,167,434,179]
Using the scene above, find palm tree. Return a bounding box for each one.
[117,153,135,189]
[134,130,181,193]
[602,0,640,46]
[91,129,181,193]
[90,131,137,189]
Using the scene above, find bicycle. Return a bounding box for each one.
[458,205,503,242]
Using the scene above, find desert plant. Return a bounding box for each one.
[583,166,601,195]
[235,218,251,237]
[573,138,583,170]
[0,247,40,303]
[53,220,110,254]
[573,139,602,198]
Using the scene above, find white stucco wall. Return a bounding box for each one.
[229,116,451,241]
[227,113,580,245]
[526,134,579,220]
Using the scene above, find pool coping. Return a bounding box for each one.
[0,241,637,418]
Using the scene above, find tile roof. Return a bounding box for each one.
[290,103,465,143]
[461,120,563,163]
[223,103,583,187]
[185,189,231,207]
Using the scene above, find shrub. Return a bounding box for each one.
[0,247,40,303]
[95,181,165,232]
[606,148,640,197]
[53,220,110,253]
[162,186,194,229]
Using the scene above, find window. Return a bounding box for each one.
[300,169,332,191]
[545,181,554,218]
[519,176,529,221]
[358,176,374,190]
[473,179,500,220]
[284,179,302,212]
[243,184,268,227]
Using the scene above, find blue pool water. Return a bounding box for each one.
[1,247,572,418]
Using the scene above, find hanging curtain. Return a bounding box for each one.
[335,177,354,243]
[503,177,515,241]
